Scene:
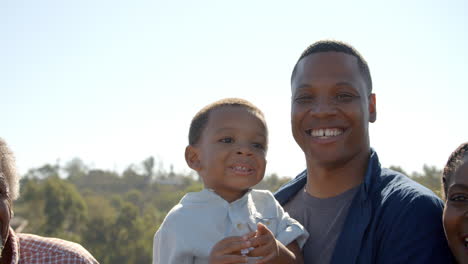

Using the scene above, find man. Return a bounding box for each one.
[0,138,99,264]
[275,40,453,263]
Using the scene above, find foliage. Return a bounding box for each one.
[14,157,446,264]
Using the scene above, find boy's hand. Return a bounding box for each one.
[248,223,280,263]
[209,232,255,264]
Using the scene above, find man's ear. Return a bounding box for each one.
[185,145,202,171]
[368,93,377,123]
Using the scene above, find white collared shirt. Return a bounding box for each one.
[153,189,309,264]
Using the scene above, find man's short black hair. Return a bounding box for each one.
[188,98,268,146]
[442,142,468,200]
[291,40,373,93]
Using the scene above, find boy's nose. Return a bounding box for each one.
[236,145,253,156]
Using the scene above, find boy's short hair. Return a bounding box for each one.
[291,40,373,94]
[442,142,468,200]
[188,98,267,146]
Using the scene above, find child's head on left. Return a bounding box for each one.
[185,98,268,202]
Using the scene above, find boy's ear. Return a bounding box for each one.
[185,145,202,171]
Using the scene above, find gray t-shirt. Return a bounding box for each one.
[284,185,359,264]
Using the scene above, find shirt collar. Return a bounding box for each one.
[181,188,253,206]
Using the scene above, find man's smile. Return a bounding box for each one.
[305,128,344,138]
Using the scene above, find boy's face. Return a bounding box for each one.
[186,106,267,202]
[443,157,468,263]
[291,52,376,168]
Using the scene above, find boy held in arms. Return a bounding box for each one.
[153,98,308,264]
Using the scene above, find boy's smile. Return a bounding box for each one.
[185,106,267,202]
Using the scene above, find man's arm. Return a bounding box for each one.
[377,195,453,263]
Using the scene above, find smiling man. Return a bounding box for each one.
[275,40,453,263]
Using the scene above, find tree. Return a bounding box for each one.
[42,177,88,240]
[410,165,443,198]
[389,165,408,175]
[142,156,155,183]
[64,158,88,181]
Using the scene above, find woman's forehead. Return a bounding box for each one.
[452,160,468,184]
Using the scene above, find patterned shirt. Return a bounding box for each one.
[4,227,99,264]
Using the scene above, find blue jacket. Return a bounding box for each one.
[275,150,454,263]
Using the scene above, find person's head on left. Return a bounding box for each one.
[290,40,376,168]
[185,98,268,202]
[0,138,20,251]
[442,142,468,263]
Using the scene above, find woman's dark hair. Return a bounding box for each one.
[442,142,468,200]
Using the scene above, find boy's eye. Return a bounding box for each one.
[252,142,265,150]
[219,137,233,143]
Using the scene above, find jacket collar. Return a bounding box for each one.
[359,149,381,202]
[274,148,381,205]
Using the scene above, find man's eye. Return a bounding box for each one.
[219,137,233,143]
[335,93,355,102]
[294,95,314,104]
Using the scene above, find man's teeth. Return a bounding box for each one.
[307,128,343,137]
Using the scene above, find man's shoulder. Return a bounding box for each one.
[371,168,444,218]
[375,168,442,203]
[18,233,98,264]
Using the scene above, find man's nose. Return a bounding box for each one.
[309,97,338,116]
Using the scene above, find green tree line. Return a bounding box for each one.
[14,158,444,264]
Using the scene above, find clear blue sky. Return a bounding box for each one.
[2,0,467,177]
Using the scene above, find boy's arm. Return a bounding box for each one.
[274,240,303,264]
[249,223,303,264]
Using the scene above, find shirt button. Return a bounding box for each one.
[237,223,243,229]
[265,220,270,225]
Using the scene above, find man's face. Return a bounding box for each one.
[186,106,267,202]
[443,158,468,263]
[290,52,376,168]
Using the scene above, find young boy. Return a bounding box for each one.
[153,98,308,264]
